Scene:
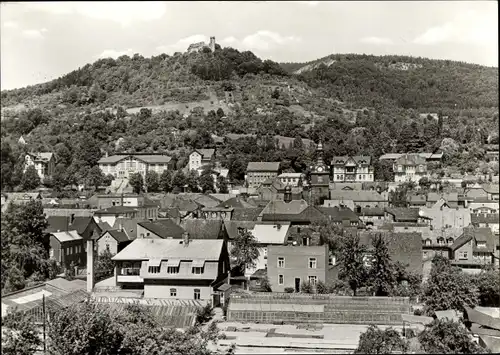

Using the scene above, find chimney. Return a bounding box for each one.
[86,240,94,292]
[119,220,123,232]
[183,232,190,246]
[276,223,281,230]
[105,151,109,158]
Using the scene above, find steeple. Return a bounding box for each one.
[316,141,325,167]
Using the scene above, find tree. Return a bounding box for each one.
[369,234,396,296]
[1,310,42,355]
[160,169,173,193]
[216,108,225,118]
[199,171,214,193]
[95,249,115,280]
[422,256,479,315]
[216,175,229,193]
[128,172,144,194]
[473,265,500,307]
[187,169,200,192]
[316,280,329,294]
[145,170,159,193]
[418,319,486,354]
[337,232,367,296]
[172,170,187,191]
[86,165,104,190]
[418,176,432,190]
[103,174,114,187]
[230,228,260,290]
[21,165,40,191]
[260,276,272,292]
[52,163,68,191]
[1,141,15,190]
[355,325,408,354]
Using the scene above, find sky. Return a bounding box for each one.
[1,1,498,90]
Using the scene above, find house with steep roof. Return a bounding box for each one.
[136,219,186,240]
[98,154,172,179]
[49,230,85,269]
[450,227,498,273]
[246,162,281,188]
[357,230,423,275]
[471,213,499,235]
[180,219,228,241]
[331,156,374,183]
[112,237,230,303]
[96,230,131,255]
[188,149,216,172]
[46,215,102,241]
[393,154,428,183]
[24,152,55,179]
[426,192,459,208]
[385,207,432,225]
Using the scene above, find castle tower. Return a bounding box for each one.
[209,36,216,52]
[309,141,330,205]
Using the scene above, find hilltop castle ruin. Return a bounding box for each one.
[187,36,216,53]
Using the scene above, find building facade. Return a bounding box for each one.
[24,152,55,179]
[112,237,230,304]
[331,156,374,182]
[267,245,329,293]
[49,231,86,269]
[277,173,303,187]
[310,142,330,204]
[188,149,216,172]
[98,154,172,179]
[393,154,428,183]
[246,162,280,188]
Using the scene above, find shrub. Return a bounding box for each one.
[196,303,214,325]
[284,287,294,293]
[316,280,329,294]
[301,281,313,294]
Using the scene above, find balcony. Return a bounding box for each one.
[116,267,143,283]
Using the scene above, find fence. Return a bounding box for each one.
[227,293,411,325]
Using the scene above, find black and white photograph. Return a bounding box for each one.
[1,1,499,354]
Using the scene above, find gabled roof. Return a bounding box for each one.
[28,152,54,161]
[250,223,291,244]
[318,206,360,222]
[259,199,309,216]
[97,154,171,164]
[191,149,215,160]
[192,194,222,208]
[231,207,265,221]
[451,226,496,253]
[261,205,326,223]
[247,162,280,172]
[223,221,257,240]
[216,196,256,209]
[385,208,427,222]
[51,230,82,243]
[100,230,130,243]
[358,230,423,274]
[112,239,224,261]
[180,219,224,240]
[172,199,201,212]
[138,219,185,239]
[112,218,141,240]
[427,192,459,202]
[331,156,372,165]
[357,207,385,217]
[46,216,94,235]
[395,153,427,166]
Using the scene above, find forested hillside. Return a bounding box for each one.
[1,46,498,194]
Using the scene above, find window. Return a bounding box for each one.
[477,241,486,248]
[459,251,468,260]
[194,289,201,300]
[277,257,285,268]
[309,258,317,269]
[308,276,318,285]
[148,266,160,274]
[170,288,177,297]
[192,267,204,274]
[49,248,54,259]
[278,275,284,285]
[106,244,110,252]
[167,266,179,274]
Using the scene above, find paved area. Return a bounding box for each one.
[215,322,404,353]
[94,276,116,287]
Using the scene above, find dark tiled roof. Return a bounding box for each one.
[357,207,385,216]
[385,208,424,222]
[45,216,93,235]
[231,207,264,221]
[331,156,371,165]
[318,206,360,222]
[216,197,256,209]
[247,162,280,172]
[138,219,185,239]
[112,218,141,240]
[329,190,386,202]
[395,154,427,166]
[158,207,181,218]
[104,230,130,243]
[262,206,326,223]
[358,231,423,274]
[224,221,257,240]
[180,219,225,240]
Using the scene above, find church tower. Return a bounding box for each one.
[309,141,330,205]
[209,36,216,52]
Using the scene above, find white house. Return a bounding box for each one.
[24,152,55,179]
[278,173,303,187]
[188,149,215,172]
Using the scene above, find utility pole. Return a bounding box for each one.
[43,294,46,354]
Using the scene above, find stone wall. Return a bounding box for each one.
[227,293,411,325]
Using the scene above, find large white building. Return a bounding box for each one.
[24,152,55,179]
[331,156,374,183]
[98,154,172,179]
[393,154,428,183]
